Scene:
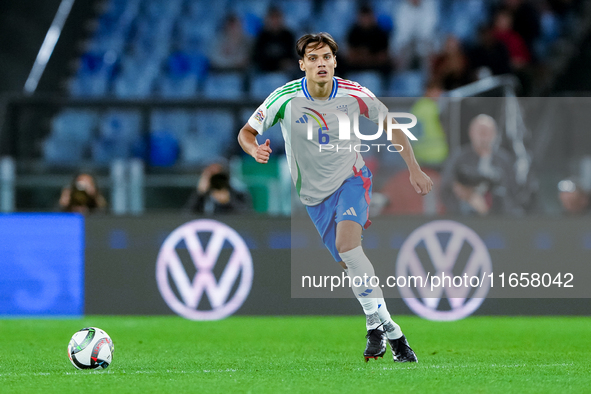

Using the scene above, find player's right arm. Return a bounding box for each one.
[240,79,296,164]
[238,123,272,164]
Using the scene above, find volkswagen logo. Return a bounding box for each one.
[156,219,253,320]
[395,220,492,321]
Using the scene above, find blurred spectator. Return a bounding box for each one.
[492,8,534,93]
[251,7,296,73]
[535,1,562,60]
[409,79,449,168]
[546,0,578,26]
[501,0,541,59]
[467,25,512,80]
[59,173,107,214]
[209,14,252,71]
[185,163,251,214]
[547,0,575,15]
[430,35,470,91]
[392,0,438,71]
[440,114,521,215]
[345,5,390,74]
[492,9,531,70]
[558,176,590,215]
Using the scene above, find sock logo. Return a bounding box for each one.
[357,288,373,297]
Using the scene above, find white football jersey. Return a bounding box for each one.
[248,76,388,206]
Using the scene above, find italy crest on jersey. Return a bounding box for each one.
[336,104,348,115]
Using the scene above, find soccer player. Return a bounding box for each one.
[238,32,433,362]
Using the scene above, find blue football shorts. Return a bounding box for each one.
[306,166,373,262]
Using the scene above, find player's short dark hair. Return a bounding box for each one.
[296,32,338,59]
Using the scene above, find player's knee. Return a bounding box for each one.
[336,240,357,254]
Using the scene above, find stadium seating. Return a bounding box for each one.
[50,110,97,142]
[149,109,236,166]
[176,15,217,51]
[203,72,245,99]
[67,0,492,101]
[181,132,225,166]
[345,71,384,96]
[180,110,235,165]
[93,110,142,163]
[230,0,268,37]
[69,52,118,97]
[313,0,357,43]
[59,0,572,175]
[439,0,486,44]
[44,109,142,164]
[150,110,192,142]
[389,70,426,97]
[250,72,291,99]
[194,110,234,146]
[149,130,179,167]
[42,137,88,164]
[230,0,270,19]
[91,137,132,164]
[157,51,209,98]
[99,110,141,142]
[70,0,572,101]
[371,0,397,22]
[278,0,313,36]
[112,52,160,98]
[86,0,137,54]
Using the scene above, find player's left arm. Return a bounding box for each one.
[384,117,433,195]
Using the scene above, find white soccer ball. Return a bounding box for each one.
[68,327,114,370]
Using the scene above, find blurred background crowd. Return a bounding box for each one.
[0,0,590,217]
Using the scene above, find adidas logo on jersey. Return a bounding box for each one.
[295,114,309,124]
[343,207,357,216]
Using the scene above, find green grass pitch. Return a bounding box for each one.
[1,316,590,393]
